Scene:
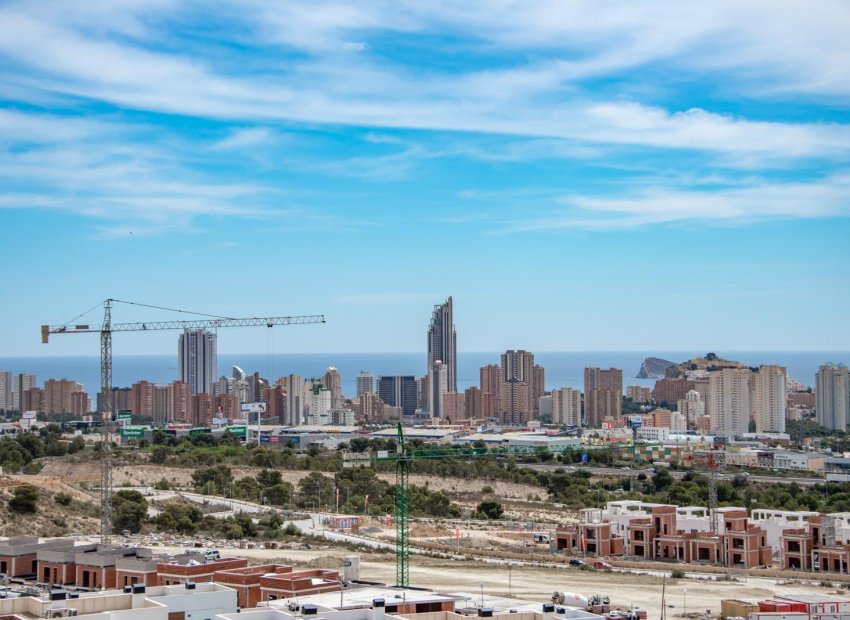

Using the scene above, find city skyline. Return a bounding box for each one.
[1,2,850,356]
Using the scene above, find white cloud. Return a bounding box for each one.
[0,1,848,167]
[492,173,850,232]
[210,127,278,151]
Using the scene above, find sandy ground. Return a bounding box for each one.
[137,540,842,620]
[37,462,543,504]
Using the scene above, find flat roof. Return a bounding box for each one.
[276,587,458,611]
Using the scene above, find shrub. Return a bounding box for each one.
[9,485,39,513]
[671,569,685,579]
[481,485,494,494]
[55,493,73,506]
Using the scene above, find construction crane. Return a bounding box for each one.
[687,449,774,533]
[345,423,655,588]
[42,298,325,545]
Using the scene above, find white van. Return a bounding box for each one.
[204,549,220,560]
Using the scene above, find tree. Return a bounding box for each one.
[297,472,335,509]
[112,490,148,533]
[257,469,283,488]
[475,501,503,520]
[9,485,39,513]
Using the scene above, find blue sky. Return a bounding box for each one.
[1,0,849,356]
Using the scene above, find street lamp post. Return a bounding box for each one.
[508,565,513,597]
[479,581,484,608]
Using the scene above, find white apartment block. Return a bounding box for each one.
[753,365,787,433]
[817,364,850,431]
[551,387,582,426]
[709,367,751,437]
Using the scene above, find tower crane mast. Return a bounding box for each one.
[43,298,325,545]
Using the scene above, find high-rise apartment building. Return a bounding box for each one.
[0,370,11,412]
[480,364,501,418]
[499,350,535,425]
[308,384,332,425]
[753,365,786,433]
[651,377,694,405]
[709,368,752,437]
[627,386,652,403]
[430,361,448,418]
[817,363,850,431]
[377,376,417,417]
[443,391,465,421]
[533,365,546,407]
[131,381,155,419]
[551,387,582,427]
[277,374,305,426]
[355,391,383,423]
[323,367,344,409]
[356,371,374,398]
[192,393,214,427]
[170,380,192,424]
[178,329,217,395]
[463,386,483,420]
[677,389,705,426]
[427,297,457,399]
[42,379,86,414]
[584,368,622,427]
[11,373,37,413]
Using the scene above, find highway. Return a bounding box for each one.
[515,463,824,486]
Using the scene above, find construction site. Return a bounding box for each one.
[1,300,847,620]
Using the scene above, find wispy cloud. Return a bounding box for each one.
[488,173,850,232]
[0,1,848,166]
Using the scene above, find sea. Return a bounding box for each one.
[1,351,847,395]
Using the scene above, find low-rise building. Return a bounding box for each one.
[212,564,341,608]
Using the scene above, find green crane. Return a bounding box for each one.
[345,423,656,589]
[395,422,410,588]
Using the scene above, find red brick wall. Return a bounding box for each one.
[37,560,76,585]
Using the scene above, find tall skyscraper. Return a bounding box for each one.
[377,376,417,417]
[427,297,457,398]
[584,367,622,427]
[178,329,217,395]
[323,367,343,408]
[356,371,374,397]
[753,365,786,433]
[552,387,582,427]
[709,368,752,437]
[499,350,535,425]
[817,363,850,431]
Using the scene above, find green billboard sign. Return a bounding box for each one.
[226,425,247,437]
[120,427,145,438]
[117,410,132,420]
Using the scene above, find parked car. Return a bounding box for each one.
[569,559,586,567]
[592,561,612,570]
